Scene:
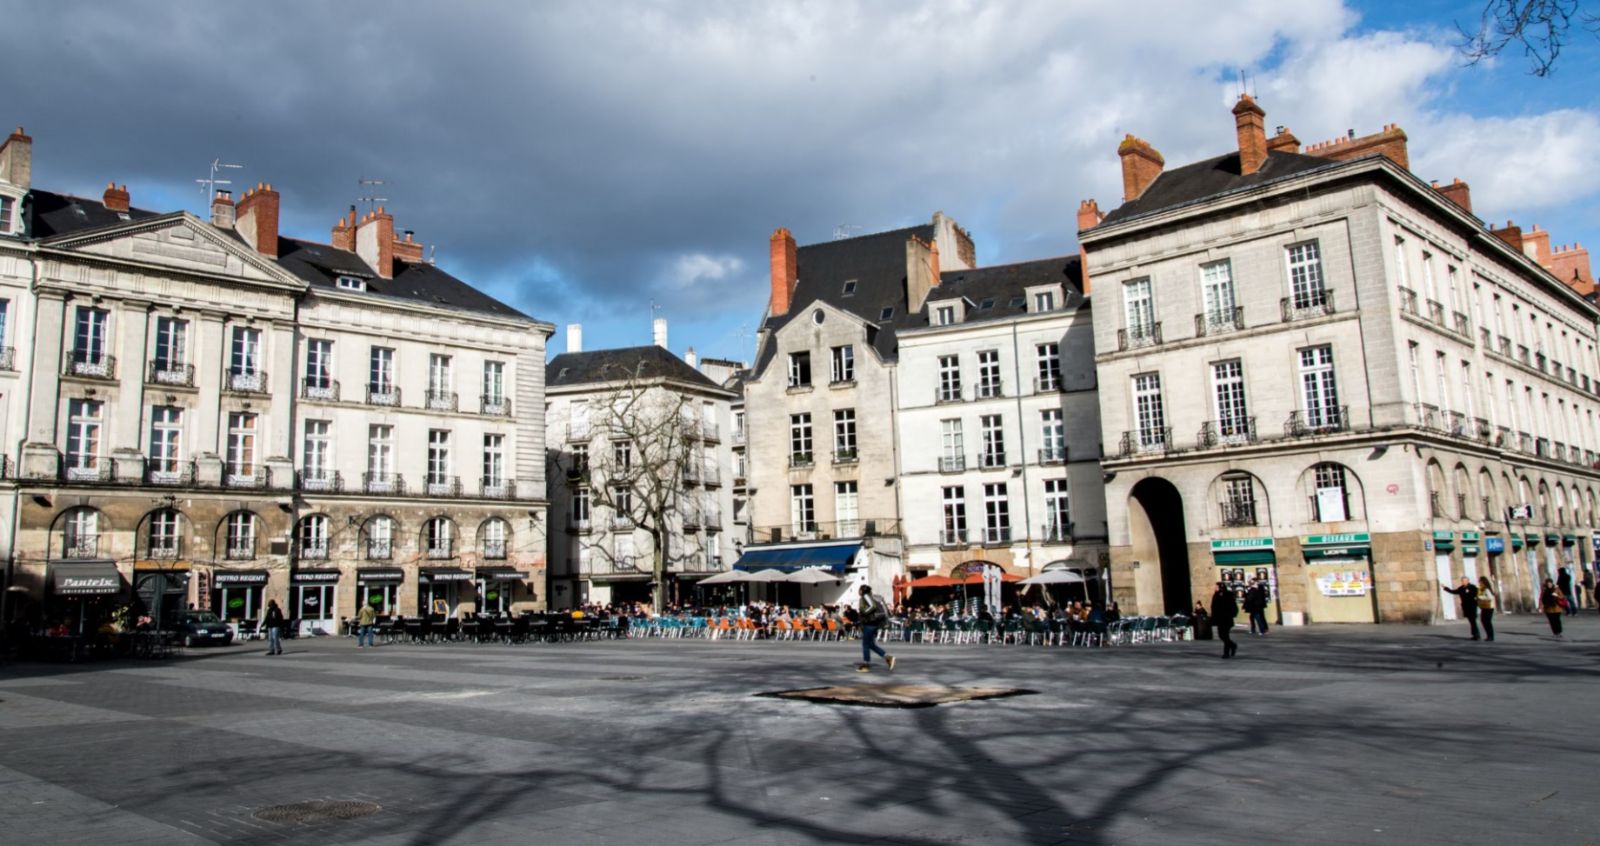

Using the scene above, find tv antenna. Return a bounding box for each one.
[195,158,244,203]
[833,224,861,240]
[357,177,389,214]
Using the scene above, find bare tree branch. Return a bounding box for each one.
[1459,0,1599,76]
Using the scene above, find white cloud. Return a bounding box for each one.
[1416,109,1600,217]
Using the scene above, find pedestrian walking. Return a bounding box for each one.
[1539,579,1565,639]
[1441,576,1482,640]
[855,585,894,671]
[1243,581,1269,635]
[1210,582,1238,659]
[262,599,286,655]
[1474,576,1497,642]
[1582,568,1595,611]
[1556,567,1577,616]
[356,602,377,648]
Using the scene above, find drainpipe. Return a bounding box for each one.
[1010,321,1035,579]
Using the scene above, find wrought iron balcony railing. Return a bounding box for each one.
[65,350,116,379]
[301,378,340,401]
[148,361,194,386]
[1117,323,1161,351]
[366,384,402,407]
[1194,306,1244,337]
[1285,406,1348,437]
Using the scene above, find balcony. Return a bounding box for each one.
[757,519,897,543]
[1117,323,1161,351]
[225,540,256,561]
[65,350,115,379]
[297,469,343,493]
[1195,306,1244,337]
[144,459,195,486]
[566,516,592,534]
[0,345,13,371]
[479,477,517,499]
[1479,327,1491,348]
[365,540,393,560]
[482,540,508,560]
[1453,312,1471,337]
[939,455,966,473]
[1443,411,1468,438]
[425,541,455,560]
[832,448,859,466]
[1118,428,1171,457]
[1042,522,1073,543]
[1498,336,1512,357]
[1536,437,1551,459]
[0,455,9,479]
[983,527,1012,545]
[1495,426,1511,448]
[225,368,268,394]
[1473,417,1493,442]
[1414,403,1439,431]
[567,423,590,442]
[222,467,270,489]
[1281,290,1335,322]
[1198,417,1257,448]
[704,509,724,530]
[701,422,721,443]
[978,452,1008,469]
[975,379,1003,399]
[147,540,181,560]
[700,464,722,486]
[425,475,462,497]
[935,385,964,404]
[63,535,100,559]
[425,390,458,412]
[1285,406,1348,437]
[1535,353,1547,373]
[366,384,402,407]
[732,429,747,446]
[940,528,970,548]
[1398,288,1419,316]
[1516,344,1531,366]
[682,509,703,530]
[1421,299,1445,327]
[301,378,340,402]
[300,543,330,561]
[1552,442,1567,462]
[683,461,701,484]
[1220,499,1258,527]
[788,452,814,469]
[1038,445,1067,464]
[362,472,405,495]
[148,361,194,387]
[480,394,511,416]
[610,516,635,532]
[1518,431,1534,454]
[63,462,111,483]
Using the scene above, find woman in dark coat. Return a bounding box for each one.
[1209,582,1238,658]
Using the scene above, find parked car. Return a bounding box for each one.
[173,611,235,647]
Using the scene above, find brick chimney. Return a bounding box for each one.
[235,182,281,258]
[769,227,798,317]
[1303,124,1410,170]
[331,206,356,252]
[1552,243,1594,297]
[102,182,130,212]
[1434,178,1472,214]
[1266,126,1300,155]
[1118,135,1164,202]
[392,229,424,263]
[0,126,31,189]
[1491,220,1524,252]
[1522,224,1552,266]
[355,206,395,279]
[210,190,234,229]
[906,235,940,315]
[1232,94,1268,175]
[1076,199,1103,295]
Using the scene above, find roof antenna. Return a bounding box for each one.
[357,177,388,215]
[196,158,244,204]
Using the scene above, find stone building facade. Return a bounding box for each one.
[1082,96,1600,624]
[0,125,552,635]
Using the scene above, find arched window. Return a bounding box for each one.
[480,518,509,560]
[1477,471,1495,521]
[424,517,454,559]
[62,507,102,558]
[224,511,258,560]
[1309,463,1354,522]
[1452,466,1471,519]
[299,514,330,559]
[1425,462,1447,518]
[1537,482,1551,525]
[147,508,182,559]
[364,515,395,560]
[1554,485,1568,527]
[1217,472,1262,527]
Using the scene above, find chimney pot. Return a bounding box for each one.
[566,323,583,354]
[653,318,668,349]
[102,182,131,212]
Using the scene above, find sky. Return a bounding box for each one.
[3,1,1596,363]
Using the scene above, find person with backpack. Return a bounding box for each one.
[855,585,894,672]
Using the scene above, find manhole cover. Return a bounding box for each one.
[254,800,382,824]
[757,684,1035,708]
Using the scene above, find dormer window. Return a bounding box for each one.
[336,275,367,291]
[1034,291,1055,311]
[935,305,956,326]
[979,298,995,310]
[1009,296,1025,309]
[841,279,858,297]
[879,306,895,321]
[1025,284,1063,313]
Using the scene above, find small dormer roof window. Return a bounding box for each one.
[978,298,995,310]
[336,275,367,291]
[841,279,858,296]
[879,306,895,321]
[1009,296,1026,309]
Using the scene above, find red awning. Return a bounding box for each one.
[908,572,1023,590]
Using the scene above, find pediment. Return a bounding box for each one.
[43,212,305,291]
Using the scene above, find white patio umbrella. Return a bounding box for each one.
[1019,570,1088,586]
[783,567,842,584]
[698,569,752,585]
[741,569,788,583]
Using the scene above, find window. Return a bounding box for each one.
[1034,291,1055,312]
[303,420,332,484]
[790,413,813,463]
[305,339,333,395]
[572,487,591,529]
[225,512,256,560]
[1044,479,1071,541]
[481,519,508,560]
[1222,475,1257,526]
[427,354,453,409]
[148,406,183,479]
[1287,241,1328,309]
[1201,261,1237,329]
[980,414,1006,467]
[790,484,816,535]
[1036,343,1061,391]
[941,487,967,545]
[879,306,895,321]
[1133,373,1166,451]
[830,345,855,383]
[1040,408,1065,462]
[1393,236,1409,289]
[1123,277,1155,338]
[1313,463,1349,522]
[979,298,995,310]
[935,305,956,326]
[427,430,452,486]
[1434,352,1451,414]
[613,488,634,528]
[938,355,962,402]
[153,317,188,374]
[1408,342,1423,407]
[74,307,109,361]
[941,419,964,472]
[300,514,330,558]
[841,279,857,296]
[787,352,812,388]
[0,195,13,234]
[64,508,98,557]
[977,349,1001,398]
[833,409,857,460]
[483,434,505,488]
[226,413,257,479]
[0,299,7,351]
[367,425,395,486]
[148,510,180,558]
[569,443,590,477]
[613,440,634,473]
[424,518,454,558]
[1299,346,1341,429]
[482,361,506,408]
[230,327,261,374]
[369,347,396,401]
[1211,360,1249,443]
[983,482,1011,544]
[66,398,102,470]
[366,515,394,559]
[835,481,859,536]
[336,275,366,291]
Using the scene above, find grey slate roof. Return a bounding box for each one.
[547,345,725,392]
[275,237,531,320]
[1100,150,1342,226]
[933,255,1085,321]
[27,189,161,238]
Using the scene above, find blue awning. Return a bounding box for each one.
[733,543,861,573]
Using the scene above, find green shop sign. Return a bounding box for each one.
[1432,530,1455,551]
[1461,531,1481,543]
[1302,532,1372,559]
[1211,537,1276,565]
[1211,538,1275,550]
[1524,533,1542,545]
[1462,545,1481,556]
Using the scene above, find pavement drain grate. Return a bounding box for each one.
[253,800,382,825]
[757,684,1035,709]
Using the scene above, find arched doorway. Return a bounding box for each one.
[1128,477,1191,614]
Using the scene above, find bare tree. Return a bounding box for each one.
[1460,0,1598,76]
[557,362,708,613]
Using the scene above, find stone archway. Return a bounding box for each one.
[1128,477,1192,614]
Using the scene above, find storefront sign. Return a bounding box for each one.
[213,570,268,586]
[356,567,405,583]
[1302,533,1372,559]
[1508,504,1533,521]
[51,562,122,596]
[1485,536,1506,554]
[1304,533,1371,546]
[1315,570,1372,596]
[1591,533,1600,555]
[476,567,525,582]
[292,570,342,584]
[1210,538,1275,550]
[1461,531,1481,543]
[420,568,473,582]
